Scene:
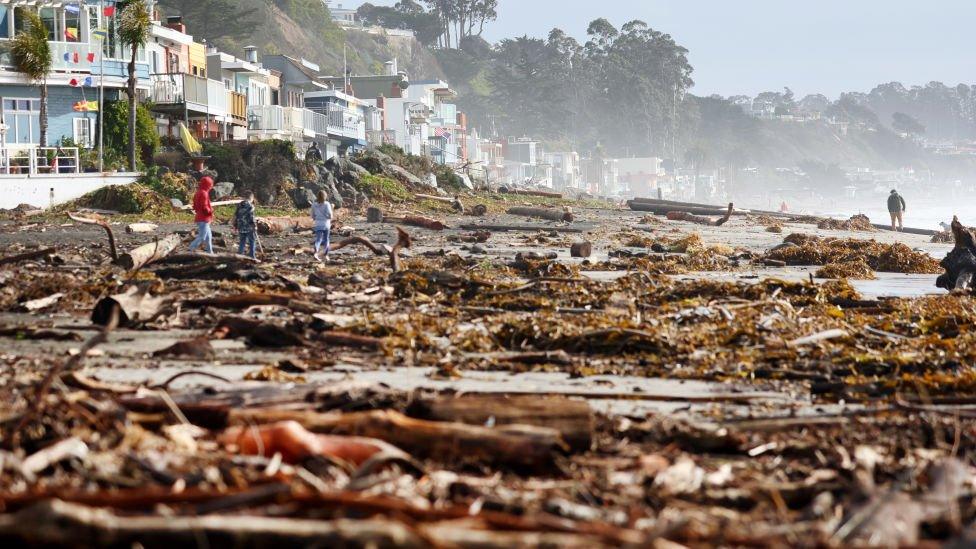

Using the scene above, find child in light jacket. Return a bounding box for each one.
[311,190,333,261]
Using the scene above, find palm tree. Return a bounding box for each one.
[10,10,52,147]
[118,0,152,171]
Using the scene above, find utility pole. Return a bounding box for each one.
[98,0,106,172]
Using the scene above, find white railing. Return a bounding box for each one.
[248,104,367,141]
[0,147,81,175]
[151,74,229,118]
[247,105,285,132]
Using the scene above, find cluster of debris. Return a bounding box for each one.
[2,177,976,545]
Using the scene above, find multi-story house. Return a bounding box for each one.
[0,1,151,153]
[148,16,247,141]
[546,151,581,191]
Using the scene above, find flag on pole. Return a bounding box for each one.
[70,77,94,87]
[87,52,96,63]
[73,100,99,112]
[64,28,78,41]
[103,2,117,17]
[65,3,81,14]
[92,28,108,40]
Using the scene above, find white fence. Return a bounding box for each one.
[0,147,80,175]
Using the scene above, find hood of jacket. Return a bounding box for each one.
[198,176,214,192]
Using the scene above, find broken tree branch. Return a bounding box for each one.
[67,212,117,261]
[0,247,56,266]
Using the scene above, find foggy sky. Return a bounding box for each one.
[346,0,976,98]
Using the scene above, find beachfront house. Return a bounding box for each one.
[0,1,150,159]
[148,16,247,142]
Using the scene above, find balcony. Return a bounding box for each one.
[248,104,366,143]
[151,73,246,125]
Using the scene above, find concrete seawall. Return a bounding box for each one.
[0,172,141,210]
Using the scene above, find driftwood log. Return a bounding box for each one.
[499,187,563,199]
[460,224,583,233]
[0,247,55,266]
[507,207,574,223]
[407,394,594,452]
[257,216,317,235]
[665,203,735,227]
[116,234,182,270]
[229,409,568,472]
[937,216,976,292]
[0,500,425,549]
[125,222,158,234]
[570,241,592,258]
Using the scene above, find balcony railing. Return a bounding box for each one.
[368,130,396,146]
[249,104,366,141]
[152,73,241,120]
[0,147,80,175]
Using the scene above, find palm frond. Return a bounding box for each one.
[10,10,52,83]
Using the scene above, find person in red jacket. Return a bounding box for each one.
[189,176,215,254]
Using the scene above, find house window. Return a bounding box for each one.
[73,118,94,148]
[40,8,60,42]
[65,6,81,42]
[2,98,41,145]
[0,7,10,39]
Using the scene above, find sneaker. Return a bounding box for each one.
[313,252,321,261]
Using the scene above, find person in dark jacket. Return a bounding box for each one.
[233,191,258,259]
[189,176,215,253]
[887,189,907,231]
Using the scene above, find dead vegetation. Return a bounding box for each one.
[0,202,974,547]
[767,234,942,273]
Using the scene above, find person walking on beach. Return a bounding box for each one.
[233,191,258,259]
[311,190,333,262]
[888,189,907,232]
[189,176,215,254]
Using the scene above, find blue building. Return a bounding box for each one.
[0,2,151,148]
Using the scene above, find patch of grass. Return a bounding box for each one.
[355,174,411,201]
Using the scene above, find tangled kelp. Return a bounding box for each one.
[817,214,874,231]
[767,235,941,273]
[815,258,877,280]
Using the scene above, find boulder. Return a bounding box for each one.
[289,187,316,210]
[212,181,236,200]
[384,164,427,188]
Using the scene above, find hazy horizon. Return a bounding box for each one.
[347,0,976,99]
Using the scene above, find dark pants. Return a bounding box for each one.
[238,230,256,258]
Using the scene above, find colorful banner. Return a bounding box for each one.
[64,27,78,41]
[73,100,99,112]
[103,2,117,17]
[69,77,94,87]
[92,28,108,41]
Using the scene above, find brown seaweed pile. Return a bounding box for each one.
[768,235,941,273]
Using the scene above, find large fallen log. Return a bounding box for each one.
[229,409,568,471]
[627,200,731,216]
[115,234,182,270]
[257,216,316,235]
[665,203,735,227]
[407,395,594,452]
[460,224,583,233]
[499,187,563,199]
[0,500,426,548]
[508,207,574,223]
[0,247,56,266]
